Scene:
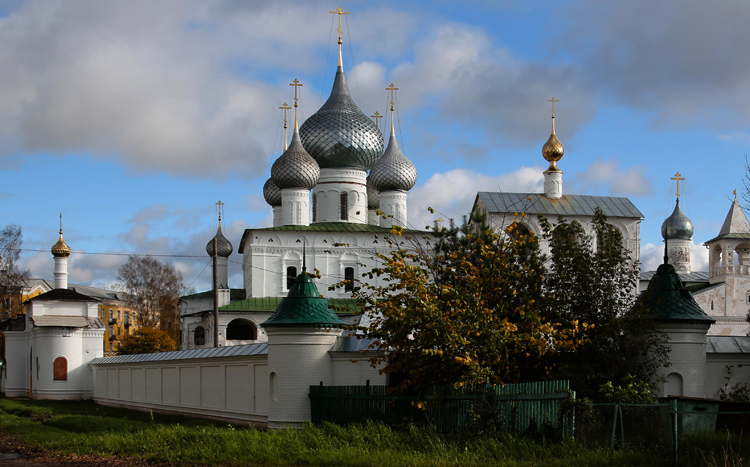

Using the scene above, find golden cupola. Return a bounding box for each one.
[51,216,71,258]
[542,114,564,172]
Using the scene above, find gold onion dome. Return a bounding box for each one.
[51,230,71,258]
[542,116,564,172]
[299,65,384,170]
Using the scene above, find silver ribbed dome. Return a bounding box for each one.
[206,225,233,258]
[661,199,693,241]
[366,179,380,209]
[368,130,417,192]
[271,128,320,190]
[299,66,384,170]
[263,178,282,207]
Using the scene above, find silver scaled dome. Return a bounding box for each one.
[271,128,320,190]
[368,130,417,192]
[299,66,384,170]
[366,178,380,209]
[263,178,282,207]
[661,199,693,241]
[206,225,233,258]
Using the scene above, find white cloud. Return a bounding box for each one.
[640,240,709,273]
[574,157,652,197]
[408,166,544,229]
[719,133,750,145]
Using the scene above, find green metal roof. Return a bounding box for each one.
[261,271,345,328]
[220,296,360,314]
[633,263,715,323]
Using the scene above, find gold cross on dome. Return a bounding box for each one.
[671,172,685,198]
[289,79,303,127]
[371,111,382,126]
[547,97,559,117]
[279,102,291,150]
[386,83,399,132]
[734,189,738,202]
[329,7,350,44]
[216,200,224,222]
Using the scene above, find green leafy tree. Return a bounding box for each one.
[344,214,581,394]
[540,208,668,399]
[116,327,176,355]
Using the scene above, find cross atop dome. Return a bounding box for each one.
[329,7,350,67]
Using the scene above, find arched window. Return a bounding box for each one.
[340,192,348,221]
[286,266,297,290]
[53,357,67,382]
[270,372,277,401]
[344,267,354,293]
[664,372,683,397]
[226,319,257,341]
[312,193,317,222]
[194,326,205,346]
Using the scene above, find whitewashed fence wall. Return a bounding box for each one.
[91,355,269,427]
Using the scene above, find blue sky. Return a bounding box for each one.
[2,0,749,291]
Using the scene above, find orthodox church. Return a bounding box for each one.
[471,101,643,263]
[180,21,420,350]
[2,223,105,399]
[643,188,750,336]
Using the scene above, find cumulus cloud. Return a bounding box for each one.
[390,24,596,147]
[574,157,652,197]
[560,0,750,128]
[640,240,709,273]
[408,166,544,229]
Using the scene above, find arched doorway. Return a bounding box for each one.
[226,319,257,341]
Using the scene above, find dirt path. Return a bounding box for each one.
[0,429,176,467]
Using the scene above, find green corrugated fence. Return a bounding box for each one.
[309,380,574,434]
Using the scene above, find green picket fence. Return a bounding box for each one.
[309,380,574,434]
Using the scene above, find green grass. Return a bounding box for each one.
[0,398,739,466]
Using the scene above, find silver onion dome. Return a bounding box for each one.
[368,130,417,192]
[299,66,384,170]
[271,128,320,190]
[263,178,282,207]
[661,199,694,241]
[206,225,233,258]
[366,178,380,209]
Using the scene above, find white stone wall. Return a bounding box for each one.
[693,280,750,336]
[330,353,386,386]
[92,355,270,427]
[705,354,750,399]
[656,322,712,398]
[312,168,368,224]
[3,331,30,398]
[244,231,399,299]
[379,191,408,228]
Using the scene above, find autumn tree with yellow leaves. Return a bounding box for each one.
[345,214,583,394]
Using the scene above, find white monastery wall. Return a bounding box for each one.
[92,354,270,427]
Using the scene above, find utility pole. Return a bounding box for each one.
[213,235,219,348]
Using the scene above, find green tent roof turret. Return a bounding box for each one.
[633,263,715,323]
[261,269,345,328]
